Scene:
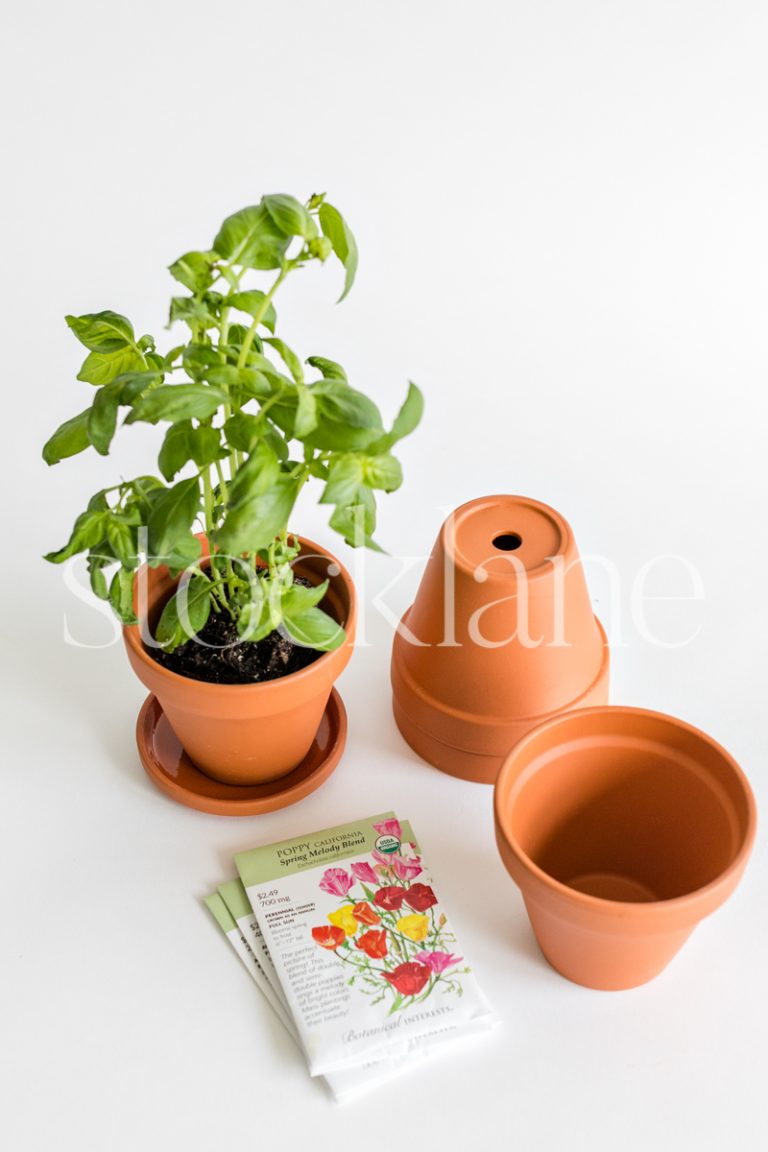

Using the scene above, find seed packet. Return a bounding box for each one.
[205,887,295,1036]
[234,812,497,1077]
[206,884,426,1103]
[216,878,287,1009]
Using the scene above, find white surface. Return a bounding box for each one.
[2,2,767,1148]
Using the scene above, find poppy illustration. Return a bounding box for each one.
[382,962,431,996]
[373,818,402,840]
[352,902,381,926]
[403,883,437,912]
[396,913,429,942]
[319,868,354,898]
[392,855,423,882]
[414,950,463,974]
[350,861,378,885]
[328,906,359,936]
[355,929,388,959]
[373,885,406,911]
[311,925,346,950]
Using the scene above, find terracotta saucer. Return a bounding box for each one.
[136,688,347,816]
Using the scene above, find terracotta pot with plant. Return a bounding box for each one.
[43,193,423,806]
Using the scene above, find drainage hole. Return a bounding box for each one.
[492,532,522,551]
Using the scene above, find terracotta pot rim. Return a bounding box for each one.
[494,705,758,919]
[447,494,574,582]
[123,533,356,696]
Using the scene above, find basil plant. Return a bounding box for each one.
[43,194,423,653]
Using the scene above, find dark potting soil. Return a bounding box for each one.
[148,597,325,685]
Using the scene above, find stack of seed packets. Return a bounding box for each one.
[205,812,498,1102]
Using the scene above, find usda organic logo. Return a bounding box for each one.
[375,834,401,855]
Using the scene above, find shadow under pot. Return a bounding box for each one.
[123,535,356,787]
[494,706,757,990]
[391,494,609,783]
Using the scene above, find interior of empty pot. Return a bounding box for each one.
[507,719,753,902]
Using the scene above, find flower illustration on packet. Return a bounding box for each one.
[310,817,469,1014]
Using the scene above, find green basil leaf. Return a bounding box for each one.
[87,553,110,599]
[182,343,222,381]
[106,519,138,568]
[126,475,166,518]
[109,567,137,625]
[203,365,271,403]
[306,355,347,382]
[158,422,222,482]
[77,345,145,386]
[168,295,218,330]
[308,458,329,481]
[191,425,224,468]
[263,423,290,462]
[228,442,281,508]
[126,384,226,425]
[238,371,273,403]
[329,488,384,551]
[162,533,203,575]
[158,421,193,481]
[163,344,185,368]
[305,380,383,451]
[227,290,277,333]
[221,323,251,353]
[263,194,318,239]
[156,573,212,649]
[294,388,317,436]
[368,381,424,453]
[214,474,299,554]
[223,412,260,453]
[320,455,364,505]
[265,386,300,437]
[363,453,403,492]
[87,489,110,513]
[116,370,164,405]
[88,381,122,455]
[263,336,304,383]
[282,606,345,651]
[147,477,201,557]
[212,203,290,270]
[43,408,92,465]
[236,585,275,642]
[318,203,358,301]
[390,380,423,443]
[282,578,329,615]
[66,311,135,353]
[168,250,215,293]
[44,509,108,562]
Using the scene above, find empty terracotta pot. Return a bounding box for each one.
[494,706,757,990]
[391,495,609,783]
[124,535,356,786]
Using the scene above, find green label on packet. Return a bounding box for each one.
[235,811,407,887]
[217,877,255,922]
[204,891,237,934]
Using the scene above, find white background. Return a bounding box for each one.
[2,2,767,1148]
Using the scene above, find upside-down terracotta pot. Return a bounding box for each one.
[124,535,356,786]
[494,706,757,990]
[391,495,609,783]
